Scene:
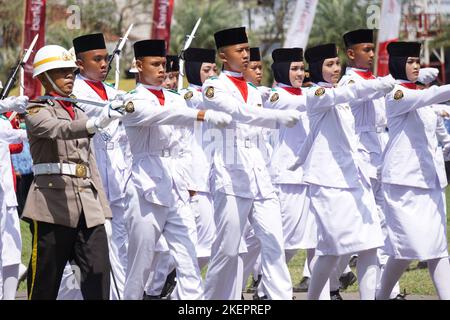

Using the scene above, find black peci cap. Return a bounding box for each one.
[305,43,338,64]
[166,55,180,72]
[73,33,106,54]
[343,29,374,47]
[134,40,166,58]
[214,27,248,49]
[250,47,261,61]
[272,48,303,63]
[183,48,216,63]
[387,41,421,57]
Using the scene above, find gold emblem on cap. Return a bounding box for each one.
[184,91,194,100]
[315,87,325,96]
[394,90,404,100]
[205,86,215,99]
[270,93,279,103]
[125,101,135,113]
[62,51,73,61]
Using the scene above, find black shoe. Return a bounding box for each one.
[349,256,358,268]
[293,276,310,293]
[143,293,162,300]
[390,289,408,300]
[253,293,268,300]
[417,261,427,269]
[246,274,262,293]
[160,269,177,299]
[339,271,357,291]
[330,290,343,300]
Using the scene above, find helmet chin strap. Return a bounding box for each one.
[44,72,66,96]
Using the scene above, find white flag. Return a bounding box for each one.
[284,0,319,49]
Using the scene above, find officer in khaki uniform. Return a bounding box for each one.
[23,45,124,300]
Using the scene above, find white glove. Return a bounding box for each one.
[0,96,29,113]
[204,110,232,128]
[17,129,28,142]
[418,68,439,85]
[86,102,124,133]
[276,109,301,128]
[443,144,450,161]
[377,74,397,93]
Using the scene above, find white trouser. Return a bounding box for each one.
[145,237,175,296]
[0,199,3,300]
[145,191,215,296]
[57,183,137,300]
[1,205,22,267]
[204,192,292,300]
[241,223,262,289]
[124,187,203,300]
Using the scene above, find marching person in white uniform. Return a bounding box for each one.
[144,48,219,299]
[337,29,398,299]
[121,39,232,300]
[266,47,318,283]
[0,98,28,299]
[179,47,218,269]
[376,42,450,300]
[290,43,396,300]
[202,27,302,300]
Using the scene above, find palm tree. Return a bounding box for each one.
[169,0,242,55]
[308,0,380,51]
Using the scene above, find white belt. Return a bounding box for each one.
[356,125,388,134]
[137,148,181,158]
[33,163,91,178]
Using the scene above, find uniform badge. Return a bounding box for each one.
[270,93,279,103]
[184,91,193,100]
[394,90,404,100]
[315,87,325,96]
[125,101,135,113]
[205,86,215,99]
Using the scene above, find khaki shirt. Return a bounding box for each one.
[23,99,112,228]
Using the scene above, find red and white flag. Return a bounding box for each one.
[284,0,318,49]
[23,0,46,99]
[151,0,175,52]
[376,0,402,76]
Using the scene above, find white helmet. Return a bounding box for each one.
[129,58,138,74]
[33,45,77,78]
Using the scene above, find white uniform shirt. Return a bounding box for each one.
[73,74,131,202]
[266,84,308,184]
[179,84,212,193]
[382,83,450,189]
[295,78,392,189]
[202,71,280,199]
[122,84,203,207]
[339,67,388,178]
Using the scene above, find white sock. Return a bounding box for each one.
[329,254,352,291]
[376,257,410,300]
[427,257,450,300]
[2,264,19,300]
[285,249,298,264]
[377,263,400,298]
[356,249,378,300]
[307,255,338,300]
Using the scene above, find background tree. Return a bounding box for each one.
[169,0,242,54]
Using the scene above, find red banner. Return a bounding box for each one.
[151,0,175,52]
[377,40,398,77]
[23,0,46,98]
